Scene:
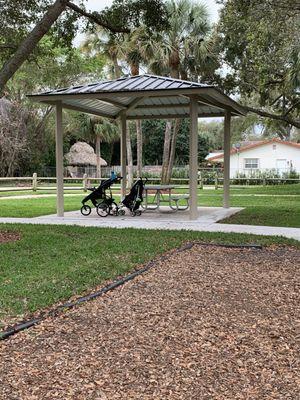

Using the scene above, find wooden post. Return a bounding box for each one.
[120,112,127,199]
[223,111,231,208]
[83,173,88,192]
[95,135,101,179]
[55,102,64,217]
[215,172,218,190]
[189,98,198,220]
[32,173,37,192]
[198,170,203,189]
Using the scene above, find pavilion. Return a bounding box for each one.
[28,74,246,220]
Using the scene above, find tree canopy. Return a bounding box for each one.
[0,0,168,92]
[216,0,300,131]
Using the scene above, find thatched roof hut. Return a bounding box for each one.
[65,141,107,167]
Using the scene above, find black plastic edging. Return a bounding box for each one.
[0,241,262,340]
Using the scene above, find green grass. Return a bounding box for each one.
[0,184,300,227]
[1,224,299,324]
[186,184,300,228]
[0,196,84,217]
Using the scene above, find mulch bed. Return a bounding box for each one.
[0,244,299,399]
[0,231,20,244]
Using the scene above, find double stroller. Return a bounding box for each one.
[81,174,122,217]
[81,174,147,217]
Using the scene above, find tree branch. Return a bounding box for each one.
[243,105,300,129]
[0,0,69,93]
[66,2,130,34]
[0,44,16,50]
[284,100,300,116]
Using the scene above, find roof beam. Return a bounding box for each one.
[126,112,226,120]
[210,89,246,115]
[196,94,233,112]
[96,97,127,109]
[183,94,228,112]
[134,103,189,110]
[116,96,146,119]
[45,101,116,120]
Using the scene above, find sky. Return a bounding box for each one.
[84,0,221,22]
[75,0,222,45]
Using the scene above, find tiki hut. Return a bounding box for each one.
[65,141,107,178]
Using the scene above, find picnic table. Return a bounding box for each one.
[143,185,189,211]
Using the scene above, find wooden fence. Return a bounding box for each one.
[0,172,300,194]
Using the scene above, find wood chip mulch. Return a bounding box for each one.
[0,231,20,244]
[0,244,299,400]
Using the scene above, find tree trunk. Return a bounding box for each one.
[129,63,143,178]
[166,119,181,183]
[112,55,122,79]
[0,0,68,93]
[161,120,172,184]
[95,134,101,179]
[160,62,179,184]
[136,120,143,177]
[126,121,133,188]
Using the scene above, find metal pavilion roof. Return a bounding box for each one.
[28,74,246,119]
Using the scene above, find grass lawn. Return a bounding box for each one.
[1,223,299,326]
[0,184,300,227]
[191,184,300,227]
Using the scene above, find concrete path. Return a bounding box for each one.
[0,206,299,241]
[0,193,83,200]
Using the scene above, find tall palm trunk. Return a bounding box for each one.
[95,134,101,178]
[112,54,122,79]
[166,118,181,182]
[136,119,143,177]
[126,121,133,188]
[161,120,172,184]
[130,63,143,178]
[161,62,179,184]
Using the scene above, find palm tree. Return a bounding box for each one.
[82,30,138,186]
[67,113,119,178]
[139,0,217,183]
[81,30,123,79]
[121,33,145,179]
[92,117,119,178]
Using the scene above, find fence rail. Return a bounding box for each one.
[0,172,300,194]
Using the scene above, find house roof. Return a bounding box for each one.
[207,138,300,161]
[28,74,246,120]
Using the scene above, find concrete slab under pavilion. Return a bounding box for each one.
[28,74,246,220]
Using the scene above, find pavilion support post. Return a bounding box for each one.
[120,113,127,199]
[223,110,231,208]
[189,98,198,220]
[55,102,64,217]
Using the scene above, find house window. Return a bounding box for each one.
[244,158,259,169]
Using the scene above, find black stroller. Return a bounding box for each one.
[121,177,147,216]
[81,175,123,217]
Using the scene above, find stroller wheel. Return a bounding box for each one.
[109,201,119,216]
[96,204,109,217]
[131,211,136,217]
[118,209,126,216]
[81,204,91,216]
[135,210,142,216]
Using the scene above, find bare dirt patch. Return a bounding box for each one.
[0,244,299,399]
[0,230,20,244]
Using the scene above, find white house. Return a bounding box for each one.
[206,139,300,177]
